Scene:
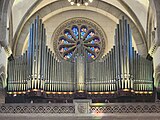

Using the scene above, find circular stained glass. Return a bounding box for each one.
[53,18,105,62]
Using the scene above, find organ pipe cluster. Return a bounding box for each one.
[86,48,117,93]
[7,16,153,97]
[7,16,74,94]
[86,17,153,94]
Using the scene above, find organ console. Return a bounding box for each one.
[6,16,154,103]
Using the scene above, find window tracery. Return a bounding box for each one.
[53,18,106,62]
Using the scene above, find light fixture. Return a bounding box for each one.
[68,0,93,6]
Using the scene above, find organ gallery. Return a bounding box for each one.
[6,16,154,103]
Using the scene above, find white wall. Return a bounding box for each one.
[124,0,149,32]
[22,10,138,56]
[12,0,38,35]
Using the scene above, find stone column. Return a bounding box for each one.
[148,0,160,100]
[0,77,5,103]
[153,47,160,86]
[0,65,6,103]
[153,47,160,102]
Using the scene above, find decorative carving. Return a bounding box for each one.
[90,104,160,113]
[1,103,160,114]
[77,103,87,113]
[0,104,75,113]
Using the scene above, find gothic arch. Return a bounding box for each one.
[150,0,160,46]
[11,0,147,57]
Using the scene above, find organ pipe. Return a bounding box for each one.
[7,16,154,97]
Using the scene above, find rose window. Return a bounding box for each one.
[53,18,105,62]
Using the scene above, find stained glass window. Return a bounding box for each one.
[53,18,105,62]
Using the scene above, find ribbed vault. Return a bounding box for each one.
[11,0,148,57]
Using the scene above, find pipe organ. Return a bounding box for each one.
[86,17,153,94]
[6,16,154,103]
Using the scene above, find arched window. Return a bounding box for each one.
[53,18,106,62]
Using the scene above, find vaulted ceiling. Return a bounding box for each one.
[11,0,149,57]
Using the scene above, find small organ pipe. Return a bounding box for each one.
[58,58,60,91]
[19,56,20,91]
[51,54,54,91]
[8,61,10,91]
[48,50,51,91]
[22,54,24,91]
[112,47,115,91]
[104,57,107,91]
[9,60,11,91]
[112,49,114,91]
[15,58,17,91]
[61,60,64,91]
[55,57,58,91]
[19,56,21,91]
[106,54,109,91]
[108,52,111,91]
[64,61,66,91]
[53,54,56,91]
